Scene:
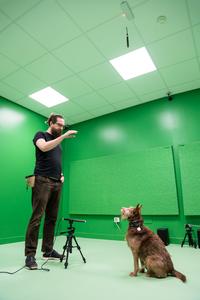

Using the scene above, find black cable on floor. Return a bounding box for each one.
[0,265,50,274]
[0,217,63,275]
[0,266,26,274]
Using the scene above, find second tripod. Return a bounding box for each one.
[181,224,197,248]
[60,218,86,269]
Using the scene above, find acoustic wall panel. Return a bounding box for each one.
[179,142,200,215]
[69,146,178,215]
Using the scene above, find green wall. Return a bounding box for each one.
[0,97,47,244]
[1,88,200,246]
[63,88,200,244]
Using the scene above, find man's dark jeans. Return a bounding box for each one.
[25,175,62,256]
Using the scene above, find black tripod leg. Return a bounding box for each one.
[64,248,70,269]
[73,236,86,263]
[64,236,72,269]
[181,233,187,247]
[188,232,193,247]
[60,236,69,262]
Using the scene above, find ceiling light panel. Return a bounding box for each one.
[29,87,69,108]
[110,47,157,80]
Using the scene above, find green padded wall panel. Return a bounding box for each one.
[179,142,200,215]
[0,97,46,243]
[69,146,178,215]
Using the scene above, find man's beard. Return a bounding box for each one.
[51,128,62,138]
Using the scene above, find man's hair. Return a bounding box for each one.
[46,113,64,126]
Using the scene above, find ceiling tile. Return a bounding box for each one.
[134,0,190,43]
[112,97,140,110]
[193,24,200,57]
[128,0,150,6]
[68,111,94,124]
[127,71,166,95]
[39,100,85,117]
[52,76,92,99]
[88,104,116,117]
[16,96,47,112]
[160,58,200,87]
[148,29,196,68]
[0,0,41,20]
[25,53,72,84]
[0,81,25,102]
[53,36,105,73]
[87,16,143,59]
[57,0,121,31]
[97,82,136,103]
[16,0,81,50]
[0,53,19,79]
[79,62,122,89]
[64,115,76,125]
[2,69,46,95]
[168,79,200,95]
[0,24,46,66]
[139,88,167,103]
[72,92,109,110]
[187,0,200,26]
[0,10,11,30]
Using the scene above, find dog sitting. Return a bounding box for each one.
[121,204,186,282]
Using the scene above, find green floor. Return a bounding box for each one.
[0,237,200,300]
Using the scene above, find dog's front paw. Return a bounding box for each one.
[129,272,137,277]
[139,268,145,273]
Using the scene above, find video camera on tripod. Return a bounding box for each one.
[185,224,192,231]
[181,223,197,248]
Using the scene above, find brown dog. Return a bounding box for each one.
[121,204,186,282]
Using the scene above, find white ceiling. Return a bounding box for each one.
[0,0,200,124]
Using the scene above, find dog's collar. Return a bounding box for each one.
[128,219,143,231]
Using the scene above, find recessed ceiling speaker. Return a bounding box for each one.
[120,1,134,20]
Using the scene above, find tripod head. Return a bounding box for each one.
[185,224,193,232]
[64,218,86,228]
[181,223,197,248]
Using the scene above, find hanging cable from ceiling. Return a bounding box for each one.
[120,1,134,49]
[126,26,129,48]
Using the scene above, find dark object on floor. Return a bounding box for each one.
[157,228,169,246]
[197,229,200,249]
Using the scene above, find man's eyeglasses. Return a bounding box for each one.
[55,123,69,130]
[55,122,64,128]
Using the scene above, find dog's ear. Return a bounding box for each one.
[136,204,142,211]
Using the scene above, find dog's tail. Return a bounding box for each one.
[171,269,186,282]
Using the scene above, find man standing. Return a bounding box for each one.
[25,113,77,269]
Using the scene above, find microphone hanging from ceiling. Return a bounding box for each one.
[120,1,134,49]
[126,26,129,48]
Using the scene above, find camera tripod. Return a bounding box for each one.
[60,218,86,269]
[181,225,197,248]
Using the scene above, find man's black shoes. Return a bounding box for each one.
[25,256,38,270]
[43,249,63,260]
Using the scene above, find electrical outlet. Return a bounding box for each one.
[114,217,120,223]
